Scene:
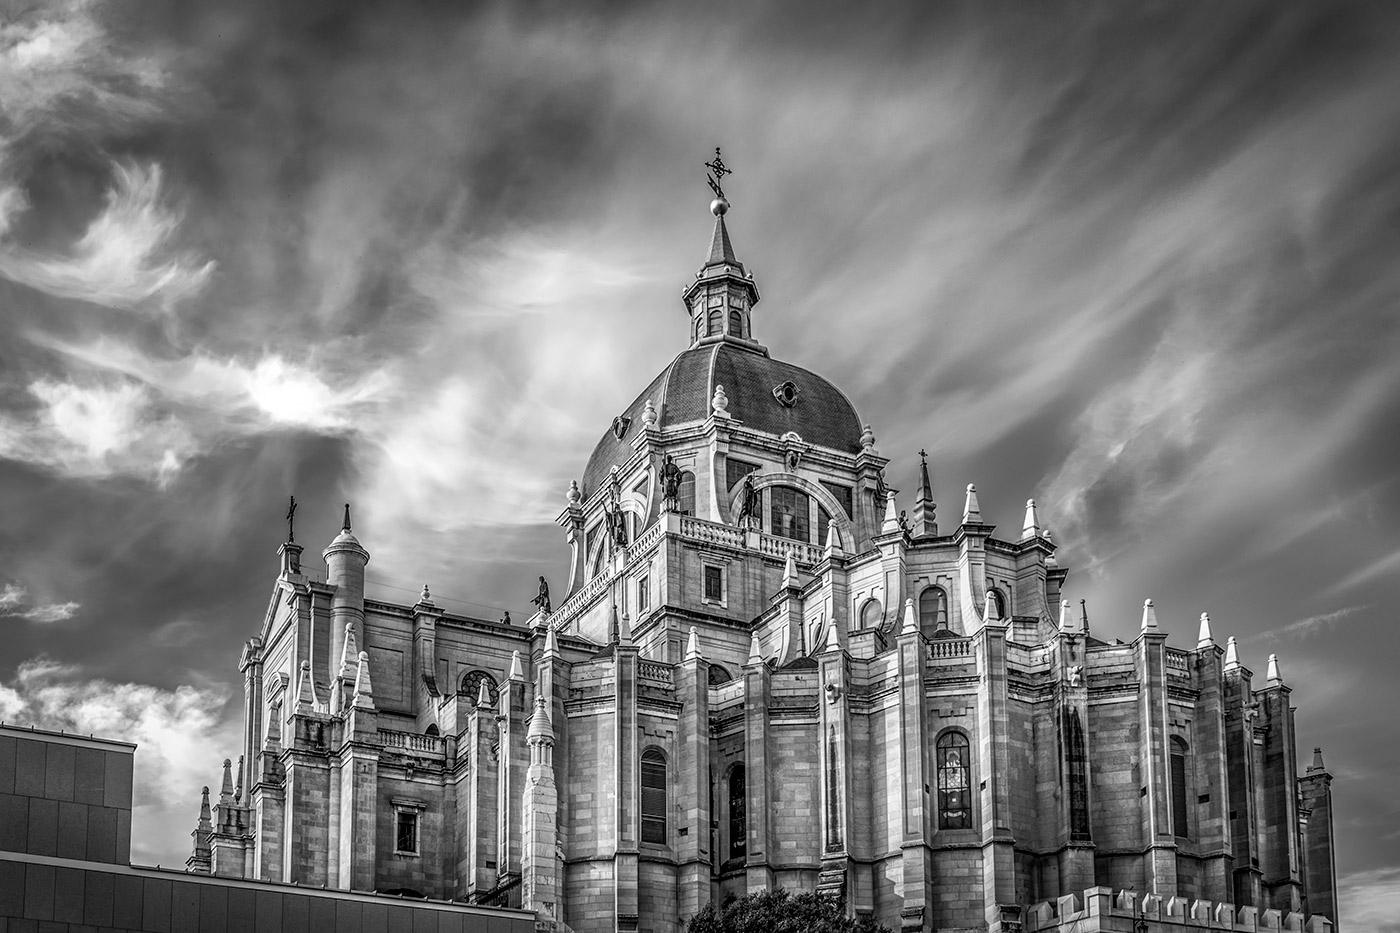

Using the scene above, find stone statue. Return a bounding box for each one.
[660,454,681,506]
[501,610,511,626]
[530,577,551,614]
[605,501,627,549]
[736,473,759,528]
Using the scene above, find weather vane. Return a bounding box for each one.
[285,495,297,543]
[704,147,732,200]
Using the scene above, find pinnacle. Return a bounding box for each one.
[1224,636,1240,669]
[1141,599,1158,633]
[1021,499,1040,541]
[963,484,981,524]
[1197,612,1215,649]
[902,597,918,635]
[685,626,703,661]
[747,628,763,666]
[706,211,737,266]
[985,590,1003,624]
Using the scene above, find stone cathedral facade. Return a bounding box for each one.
[189,196,1339,933]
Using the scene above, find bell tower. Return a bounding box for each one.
[682,149,761,347]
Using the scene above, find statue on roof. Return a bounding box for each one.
[530,577,551,615]
[660,454,681,511]
[736,472,760,529]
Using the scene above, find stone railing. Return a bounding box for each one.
[1023,885,1328,932]
[756,532,823,566]
[1164,648,1192,678]
[679,515,746,549]
[550,563,617,633]
[378,729,446,755]
[627,518,665,561]
[637,660,675,686]
[928,638,974,660]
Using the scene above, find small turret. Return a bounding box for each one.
[527,693,554,746]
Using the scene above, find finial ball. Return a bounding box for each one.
[710,197,730,216]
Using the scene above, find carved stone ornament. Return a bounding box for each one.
[711,384,730,418]
[1067,664,1083,687]
[611,414,632,440]
[824,681,843,704]
[772,380,799,408]
[641,398,657,429]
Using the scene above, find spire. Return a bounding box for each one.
[509,650,524,682]
[912,449,937,536]
[782,550,799,589]
[1058,599,1078,633]
[1197,612,1215,649]
[747,628,763,666]
[706,210,737,266]
[1308,747,1326,773]
[476,678,492,709]
[617,610,633,646]
[824,521,845,558]
[295,659,316,713]
[342,502,352,533]
[1141,598,1159,633]
[962,484,981,524]
[685,626,702,661]
[902,598,918,635]
[353,651,375,709]
[198,785,212,830]
[1266,653,1283,685]
[1079,598,1090,636]
[881,491,900,534]
[985,590,1003,624]
[234,755,244,804]
[1224,635,1240,670]
[1021,499,1040,540]
[823,620,843,653]
[338,622,359,680]
[219,758,234,805]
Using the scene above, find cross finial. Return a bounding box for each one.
[704,147,732,200]
[285,495,297,543]
[919,448,927,464]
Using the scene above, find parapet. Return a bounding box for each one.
[1022,886,1332,933]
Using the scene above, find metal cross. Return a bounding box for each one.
[919,448,928,463]
[285,495,297,543]
[704,147,732,199]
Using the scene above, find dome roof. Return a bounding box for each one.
[582,341,864,498]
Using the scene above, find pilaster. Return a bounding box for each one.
[1193,637,1234,902]
[1138,626,1178,894]
[977,619,1019,932]
[743,648,775,894]
[896,601,932,931]
[614,640,640,932]
[676,634,711,923]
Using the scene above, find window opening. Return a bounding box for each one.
[641,749,667,844]
[937,732,971,829]
[769,486,810,542]
[677,471,696,516]
[919,587,949,635]
[728,765,747,861]
[396,811,419,854]
[704,565,724,602]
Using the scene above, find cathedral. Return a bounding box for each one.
[188,183,1340,933]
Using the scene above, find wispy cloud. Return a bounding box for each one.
[1326,546,1400,596]
[0,582,81,624]
[0,161,214,310]
[1249,604,1369,643]
[1338,867,1400,933]
[0,657,237,864]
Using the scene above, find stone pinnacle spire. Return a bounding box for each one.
[543,624,560,658]
[509,650,524,682]
[985,590,1002,624]
[1021,499,1041,541]
[1058,599,1079,633]
[1308,747,1327,773]
[353,651,375,709]
[707,209,737,265]
[1197,612,1215,649]
[527,693,554,744]
[902,598,918,635]
[198,785,212,830]
[913,449,937,536]
[783,550,799,589]
[219,757,234,805]
[1266,653,1283,685]
[748,628,763,666]
[963,484,982,524]
[476,679,492,709]
[685,626,703,661]
[1224,635,1240,670]
[338,621,358,680]
[1141,599,1159,633]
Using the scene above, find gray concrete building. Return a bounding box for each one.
[190,196,1339,933]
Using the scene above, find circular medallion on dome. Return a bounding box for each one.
[772,380,800,408]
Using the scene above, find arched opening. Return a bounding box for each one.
[707,308,721,336]
[769,485,810,542]
[728,308,743,337]
[641,748,668,844]
[708,664,733,686]
[936,731,971,830]
[919,586,949,637]
[859,598,883,631]
[728,764,747,862]
[459,670,498,706]
[1171,736,1189,839]
[677,471,696,516]
[990,588,1008,619]
[424,724,439,737]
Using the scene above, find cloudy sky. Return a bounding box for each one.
[1,0,1397,922]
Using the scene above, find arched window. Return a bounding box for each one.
[1171,737,1189,838]
[677,471,696,515]
[728,309,743,337]
[769,486,810,542]
[459,670,498,706]
[728,764,747,861]
[859,598,883,631]
[424,724,439,737]
[708,664,733,686]
[707,309,721,336]
[990,588,1007,619]
[936,731,971,830]
[641,749,667,844]
[919,586,949,636]
[816,505,832,549]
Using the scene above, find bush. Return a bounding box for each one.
[685,889,891,933]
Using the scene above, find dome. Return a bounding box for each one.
[582,341,864,498]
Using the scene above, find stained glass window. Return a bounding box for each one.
[937,732,971,830]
